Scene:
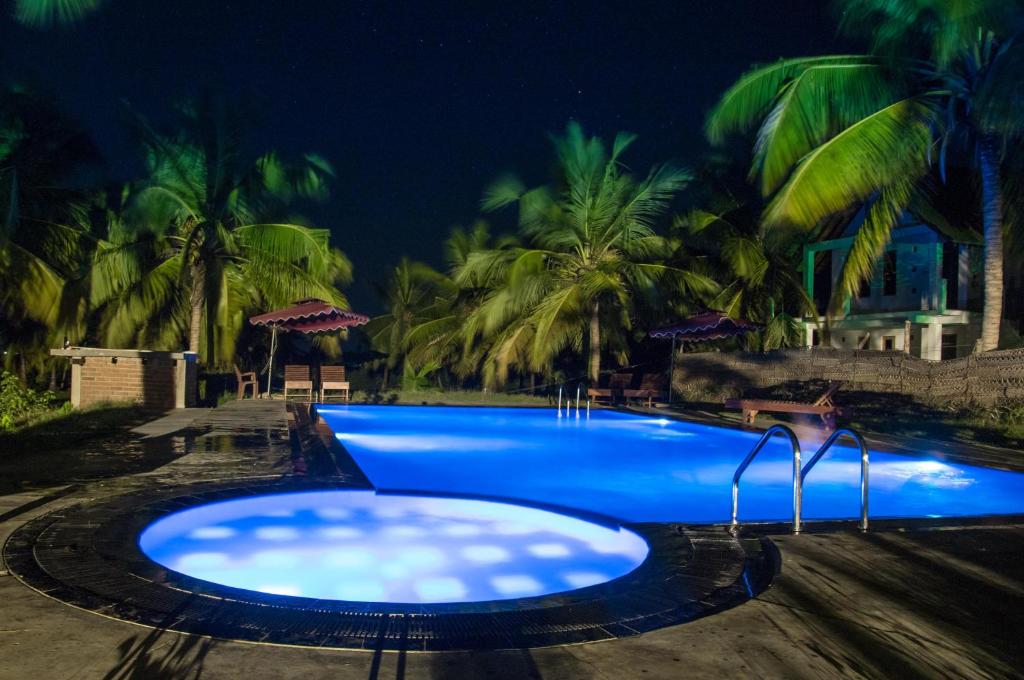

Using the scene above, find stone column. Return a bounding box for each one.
[921,322,943,361]
[174,352,198,408]
[69,358,82,408]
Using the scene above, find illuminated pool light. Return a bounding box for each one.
[139,490,649,604]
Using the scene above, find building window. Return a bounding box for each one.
[813,250,832,315]
[883,250,897,295]
[858,276,871,299]
[812,329,820,346]
[941,333,957,361]
[942,244,960,309]
[882,335,895,350]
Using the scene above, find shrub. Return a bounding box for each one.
[978,399,1024,438]
[0,371,55,430]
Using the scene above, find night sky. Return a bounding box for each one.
[1,1,850,311]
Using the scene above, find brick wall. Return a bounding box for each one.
[78,355,179,408]
[674,347,1024,406]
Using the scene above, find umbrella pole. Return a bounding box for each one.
[266,325,278,398]
[668,335,676,404]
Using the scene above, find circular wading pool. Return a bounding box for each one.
[3,480,777,650]
[139,490,650,603]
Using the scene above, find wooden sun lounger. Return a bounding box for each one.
[622,373,668,407]
[724,382,845,429]
[283,365,313,401]
[587,372,634,404]
[320,365,350,403]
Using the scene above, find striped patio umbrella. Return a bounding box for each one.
[249,299,370,395]
[649,311,761,402]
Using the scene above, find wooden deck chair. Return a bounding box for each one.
[234,364,258,400]
[320,365,350,403]
[587,372,634,405]
[283,365,313,401]
[724,382,846,430]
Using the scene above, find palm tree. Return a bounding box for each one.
[707,0,1024,351]
[94,101,351,367]
[671,157,815,350]
[471,122,715,385]
[0,89,97,380]
[399,222,520,387]
[677,207,814,349]
[364,258,451,389]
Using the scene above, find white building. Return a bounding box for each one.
[802,215,982,360]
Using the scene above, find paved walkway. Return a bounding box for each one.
[0,401,1021,679]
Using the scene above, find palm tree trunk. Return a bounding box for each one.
[588,301,601,383]
[978,135,1004,353]
[381,365,389,391]
[188,262,206,357]
[48,361,57,391]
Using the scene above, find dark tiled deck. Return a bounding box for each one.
[0,400,1022,678]
[3,401,775,650]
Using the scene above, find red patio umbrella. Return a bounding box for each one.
[649,311,761,403]
[249,299,370,395]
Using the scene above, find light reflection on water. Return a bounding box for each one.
[317,405,1024,523]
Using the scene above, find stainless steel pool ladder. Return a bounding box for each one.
[732,425,803,532]
[731,425,870,533]
[802,428,870,532]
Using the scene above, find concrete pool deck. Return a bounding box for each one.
[1,400,1022,679]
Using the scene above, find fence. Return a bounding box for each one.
[674,347,1024,406]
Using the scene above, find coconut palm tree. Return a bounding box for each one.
[398,222,521,387]
[93,101,351,367]
[0,89,98,380]
[707,0,1024,351]
[473,122,715,384]
[670,156,815,350]
[676,206,814,349]
[364,257,451,389]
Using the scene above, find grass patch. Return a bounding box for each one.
[0,400,153,453]
[675,380,1024,450]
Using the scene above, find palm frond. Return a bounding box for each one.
[753,62,904,194]
[764,98,932,228]
[830,181,914,315]
[706,55,879,143]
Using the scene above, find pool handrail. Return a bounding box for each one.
[801,428,870,532]
[732,424,803,533]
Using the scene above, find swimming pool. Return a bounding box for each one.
[139,490,649,603]
[316,405,1024,524]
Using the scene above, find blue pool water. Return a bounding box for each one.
[139,490,648,603]
[316,405,1024,524]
